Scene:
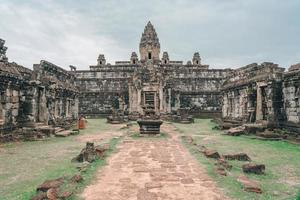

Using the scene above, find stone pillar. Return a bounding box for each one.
[154,92,157,114]
[66,99,69,117]
[137,90,142,113]
[168,88,171,113]
[175,93,180,110]
[256,86,263,121]
[159,88,163,112]
[222,94,228,118]
[74,98,79,119]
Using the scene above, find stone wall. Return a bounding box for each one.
[75,58,231,117]
[75,65,134,116]
[282,64,300,132]
[0,39,79,138]
[221,62,285,126]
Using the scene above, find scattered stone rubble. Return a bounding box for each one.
[31,142,110,200]
[222,62,300,135]
[188,138,264,193]
[31,175,83,200]
[237,175,262,194]
[223,153,251,161]
[72,142,110,163]
[242,163,266,175]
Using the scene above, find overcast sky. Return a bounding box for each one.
[0,0,299,70]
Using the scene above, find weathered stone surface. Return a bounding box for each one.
[238,175,262,194]
[226,126,245,136]
[216,158,232,170]
[223,153,251,161]
[46,188,58,200]
[36,177,64,192]
[54,130,72,137]
[204,150,221,159]
[214,166,227,176]
[72,142,97,163]
[256,130,282,139]
[242,163,265,175]
[95,143,110,159]
[70,174,83,183]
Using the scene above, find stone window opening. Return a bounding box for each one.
[148,52,152,60]
[196,60,199,65]
[133,60,136,64]
[164,60,167,64]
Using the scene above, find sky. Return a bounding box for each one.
[0,0,299,70]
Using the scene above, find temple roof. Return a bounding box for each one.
[139,21,160,48]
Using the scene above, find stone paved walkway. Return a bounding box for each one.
[81,124,229,200]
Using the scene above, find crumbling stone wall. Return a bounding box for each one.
[282,64,300,132]
[221,62,285,127]
[0,39,79,137]
[75,65,133,116]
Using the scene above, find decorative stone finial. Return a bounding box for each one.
[192,52,201,65]
[97,54,106,66]
[162,52,169,64]
[130,52,138,64]
[0,38,8,62]
[139,21,160,61]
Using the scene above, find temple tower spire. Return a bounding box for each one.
[139,21,160,62]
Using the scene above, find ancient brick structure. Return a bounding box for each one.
[221,62,300,132]
[221,62,285,126]
[282,64,300,132]
[75,22,231,118]
[0,39,79,140]
[1,21,300,138]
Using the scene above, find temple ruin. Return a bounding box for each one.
[0,21,299,141]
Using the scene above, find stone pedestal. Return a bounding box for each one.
[137,119,163,134]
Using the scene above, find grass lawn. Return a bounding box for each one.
[0,119,122,200]
[174,119,300,200]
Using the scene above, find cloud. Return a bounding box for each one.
[0,0,299,70]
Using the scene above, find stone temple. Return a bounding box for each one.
[0,22,300,141]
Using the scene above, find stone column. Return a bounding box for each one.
[256,86,263,121]
[154,92,157,114]
[168,88,171,113]
[175,93,180,110]
[159,88,163,112]
[137,89,142,113]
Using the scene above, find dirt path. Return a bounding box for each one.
[81,124,229,200]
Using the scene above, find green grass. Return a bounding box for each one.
[175,119,300,200]
[0,119,122,200]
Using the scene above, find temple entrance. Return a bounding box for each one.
[142,91,160,114]
[144,92,155,109]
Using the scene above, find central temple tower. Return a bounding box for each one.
[139,21,160,62]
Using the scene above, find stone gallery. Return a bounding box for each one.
[0,22,299,140]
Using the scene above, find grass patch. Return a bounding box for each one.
[0,119,123,200]
[175,118,300,200]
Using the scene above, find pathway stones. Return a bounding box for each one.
[81,124,229,200]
